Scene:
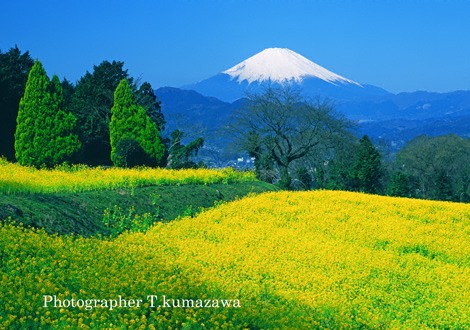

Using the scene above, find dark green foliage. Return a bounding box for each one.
[70,60,133,165]
[293,167,312,190]
[0,46,34,160]
[69,61,164,166]
[434,170,454,201]
[349,135,384,194]
[136,82,165,131]
[322,137,357,190]
[14,61,80,167]
[110,79,165,167]
[114,138,156,168]
[396,135,470,201]
[60,78,75,112]
[166,129,204,169]
[387,171,414,197]
[324,159,351,191]
[246,131,275,182]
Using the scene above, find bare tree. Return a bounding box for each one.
[230,86,351,189]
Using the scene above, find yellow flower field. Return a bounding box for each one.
[1,190,469,328]
[0,159,256,194]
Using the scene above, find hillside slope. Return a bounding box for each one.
[0,181,276,236]
[1,190,469,329]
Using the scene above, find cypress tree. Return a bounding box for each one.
[49,75,81,165]
[14,60,80,167]
[110,79,165,167]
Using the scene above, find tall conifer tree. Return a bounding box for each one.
[14,60,80,167]
[349,135,384,194]
[110,79,165,167]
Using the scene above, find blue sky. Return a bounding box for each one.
[1,0,469,94]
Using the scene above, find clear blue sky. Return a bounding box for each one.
[1,0,469,94]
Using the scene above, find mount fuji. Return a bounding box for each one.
[184,48,389,102]
[156,47,470,162]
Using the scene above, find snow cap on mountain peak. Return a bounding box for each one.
[223,47,360,86]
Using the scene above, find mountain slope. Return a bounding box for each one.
[156,86,241,134]
[223,47,360,85]
[184,48,390,102]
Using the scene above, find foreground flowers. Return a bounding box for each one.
[1,190,469,328]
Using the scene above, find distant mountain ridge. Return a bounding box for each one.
[336,90,470,121]
[156,87,239,131]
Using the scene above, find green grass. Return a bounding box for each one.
[0,181,277,236]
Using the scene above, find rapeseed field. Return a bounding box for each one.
[1,190,469,328]
[0,159,256,194]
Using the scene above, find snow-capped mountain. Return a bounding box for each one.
[223,47,360,86]
[184,47,389,102]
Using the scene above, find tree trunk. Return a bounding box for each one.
[278,164,291,189]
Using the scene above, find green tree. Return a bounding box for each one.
[434,170,454,201]
[349,135,384,194]
[396,135,470,201]
[14,60,80,167]
[110,79,165,167]
[293,166,313,190]
[0,46,34,160]
[230,86,351,189]
[244,130,275,182]
[136,82,165,132]
[70,60,132,165]
[70,61,163,165]
[60,77,75,112]
[166,129,204,169]
[321,133,357,190]
[387,171,414,197]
